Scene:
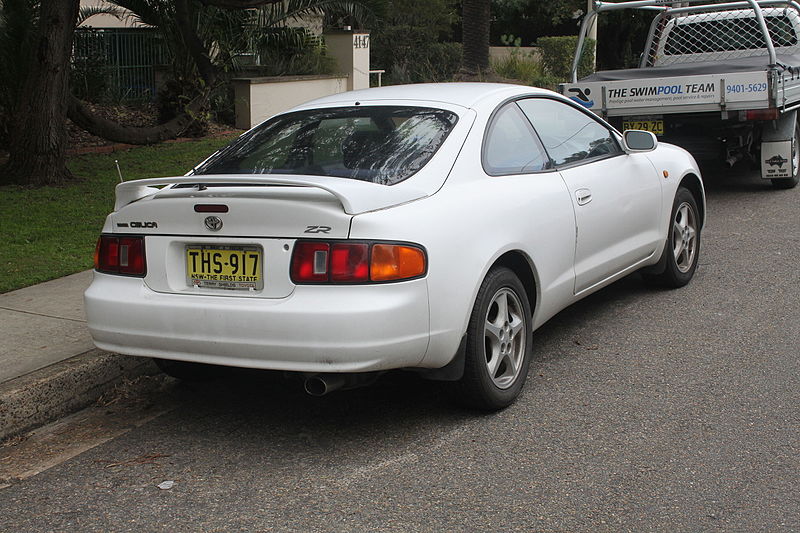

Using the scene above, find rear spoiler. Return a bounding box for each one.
[114,175,429,215]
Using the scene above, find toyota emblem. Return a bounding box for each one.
[204,216,223,231]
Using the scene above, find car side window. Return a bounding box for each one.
[517,98,621,167]
[483,103,550,175]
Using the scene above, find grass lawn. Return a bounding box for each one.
[0,134,239,293]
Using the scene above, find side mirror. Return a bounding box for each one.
[623,130,658,152]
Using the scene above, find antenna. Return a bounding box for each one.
[115,160,124,183]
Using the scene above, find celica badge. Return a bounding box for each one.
[204,216,223,231]
[766,154,788,168]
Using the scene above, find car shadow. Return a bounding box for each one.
[144,271,655,465]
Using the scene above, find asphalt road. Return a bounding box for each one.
[1,167,799,532]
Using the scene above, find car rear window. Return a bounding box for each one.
[194,106,459,185]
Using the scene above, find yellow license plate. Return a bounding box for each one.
[186,246,263,290]
[623,120,664,136]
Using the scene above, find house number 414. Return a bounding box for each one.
[354,35,370,49]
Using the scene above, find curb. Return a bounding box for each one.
[0,349,158,442]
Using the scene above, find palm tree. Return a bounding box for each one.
[461,0,490,75]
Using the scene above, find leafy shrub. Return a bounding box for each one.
[374,26,462,84]
[537,36,595,81]
[369,0,460,84]
[491,50,559,90]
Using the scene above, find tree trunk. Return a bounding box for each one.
[461,0,491,75]
[67,96,205,145]
[175,0,219,88]
[0,0,80,186]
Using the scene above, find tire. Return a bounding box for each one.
[770,121,800,189]
[456,267,533,411]
[643,187,701,288]
[152,358,224,381]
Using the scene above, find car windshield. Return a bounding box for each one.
[194,106,459,185]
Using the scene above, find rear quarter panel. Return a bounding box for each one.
[349,117,578,368]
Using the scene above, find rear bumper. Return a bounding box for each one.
[84,272,431,373]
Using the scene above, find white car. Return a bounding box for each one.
[85,83,705,410]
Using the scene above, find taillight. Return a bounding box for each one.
[370,244,426,281]
[94,235,146,276]
[744,108,779,121]
[291,241,425,284]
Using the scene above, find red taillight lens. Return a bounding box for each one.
[291,242,330,282]
[94,235,146,276]
[291,241,425,284]
[331,243,369,282]
[744,108,779,121]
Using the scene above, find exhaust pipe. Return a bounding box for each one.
[302,372,382,396]
[304,374,347,396]
[725,152,744,168]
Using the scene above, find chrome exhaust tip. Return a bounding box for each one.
[303,374,347,396]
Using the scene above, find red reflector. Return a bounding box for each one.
[745,108,779,121]
[291,242,330,282]
[95,235,146,276]
[194,204,229,213]
[330,243,369,282]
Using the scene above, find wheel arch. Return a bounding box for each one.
[678,172,706,227]
[490,250,539,317]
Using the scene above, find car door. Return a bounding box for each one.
[517,98,663,295]
[480,101,577,321]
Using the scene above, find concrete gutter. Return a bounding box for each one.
[0,271,159,442]
[0,350,157,441]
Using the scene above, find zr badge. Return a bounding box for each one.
[305,225,332,234]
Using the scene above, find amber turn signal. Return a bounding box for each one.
[370,244,426,281]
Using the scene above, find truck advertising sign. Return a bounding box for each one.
[562,71,769,113]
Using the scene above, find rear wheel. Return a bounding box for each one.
[643,187,701,288]
[153,358,224,381]
[770,121,800,189]
[456,267,532,410]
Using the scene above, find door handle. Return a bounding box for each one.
[576,188,592,206]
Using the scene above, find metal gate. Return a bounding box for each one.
[72,28,167,103]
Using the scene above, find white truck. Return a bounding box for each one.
[561,0,800,189]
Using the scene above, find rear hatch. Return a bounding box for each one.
[111,183,353,299]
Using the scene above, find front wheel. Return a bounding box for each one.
[643,187,701,288]
[456,267,533,410]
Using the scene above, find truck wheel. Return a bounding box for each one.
[643,187,701,288]
[456,267,533,411]
[771,122,800,189]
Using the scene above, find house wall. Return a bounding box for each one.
[233,75,349,129]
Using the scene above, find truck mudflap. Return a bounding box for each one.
[761,110,797,180]
[560,71,770,117]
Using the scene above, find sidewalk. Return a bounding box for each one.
[0,271,156,441]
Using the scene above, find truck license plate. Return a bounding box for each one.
[622,119,664,136]
[186,245,263,290]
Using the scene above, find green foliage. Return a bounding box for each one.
[370,0,461,84]
[491,50,559,90]
[0,135,238,293]
[597,10,652,70]
[537,36,595,81]
[500,34,522,47]
[491,0,584,45]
